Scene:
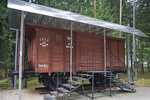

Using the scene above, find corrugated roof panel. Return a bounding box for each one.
[7,0,147,37]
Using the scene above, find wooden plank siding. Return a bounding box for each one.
[18,23,125,76]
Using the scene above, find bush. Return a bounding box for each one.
[0,69,5,79]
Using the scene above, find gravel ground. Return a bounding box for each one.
[0,87,150,100]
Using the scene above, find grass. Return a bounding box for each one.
[0,71,150,90]
[0,78,12,90]
[121,71,150,87]
[137,71,150,87]
[0,77,44,90]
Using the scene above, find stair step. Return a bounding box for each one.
[50,91,60,96]
[62,84,76,89]
[44,95,56,100]
[106,74,116,76]
[73,76,87,80]
[56,87,69,93]
[68,80,82,85]
[105,75,115,78]
[130,83,135,85]
[77,74,92,77]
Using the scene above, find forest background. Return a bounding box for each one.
[0,0,150,87]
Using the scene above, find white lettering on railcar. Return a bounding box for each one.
[38,64,48,67]
[67,37,71,40]
[39,37,49,47]
[66,45,74,48]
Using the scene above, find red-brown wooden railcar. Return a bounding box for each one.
[18,23,125,88]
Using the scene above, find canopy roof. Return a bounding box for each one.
[7,0,147,37]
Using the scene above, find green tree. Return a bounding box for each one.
[136,0,150,72]
[0,0,14,78]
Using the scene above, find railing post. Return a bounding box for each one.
[109,71,112,96]
[110,54,112,71]
[92,72,94,99]
[57,74,59,99]
[92,53,94,71]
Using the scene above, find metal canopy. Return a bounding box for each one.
[7,0,147,37]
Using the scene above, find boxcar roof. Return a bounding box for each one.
[7,0,147,37]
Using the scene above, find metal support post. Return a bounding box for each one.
[14,30,19,90]
[81,80,85,94]
[104,28,106,76]
[70,21,73,82]
[92,72,94,99]
[9,28,19,90]
[19,11,24,100]
[104,28,106,92]
[127,33,130,87]
[133,0,137,87]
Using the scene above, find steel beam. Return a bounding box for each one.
[19,11,24,100]
[74,23,83,31]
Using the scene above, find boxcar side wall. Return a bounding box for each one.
[36,27,51,73]
[20,23,125,76]
[64,31,76,71]
[51,29,76,73]
[51,29,65,72]
[76,32,104,71]
[107,38,125,71]
[25,23,77,75]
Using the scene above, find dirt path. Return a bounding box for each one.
[0,89,44,100]
[0,87,150,100]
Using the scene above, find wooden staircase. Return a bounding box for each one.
[49,72,93,100]
[44,53,136,100]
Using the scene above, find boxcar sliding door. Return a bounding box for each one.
[51,29,65,72]
[76,32,104,71]
[64,31,76,73]
[37,28,51,74]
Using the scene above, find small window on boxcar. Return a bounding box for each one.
[56,34,62,42]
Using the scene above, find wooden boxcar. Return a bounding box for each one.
[18,23,125,88]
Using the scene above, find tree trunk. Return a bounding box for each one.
[5,66,7,78]
[141,38,144,74]
[148,62,150,71]
[114,2,118,23]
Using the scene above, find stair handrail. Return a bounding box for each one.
[110,53,125,66]
[52,52,126,84]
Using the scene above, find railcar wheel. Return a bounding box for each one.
[38,74,56,90]
[89,74,104,86]
[39,74,49,88]
[48,77,56,90]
